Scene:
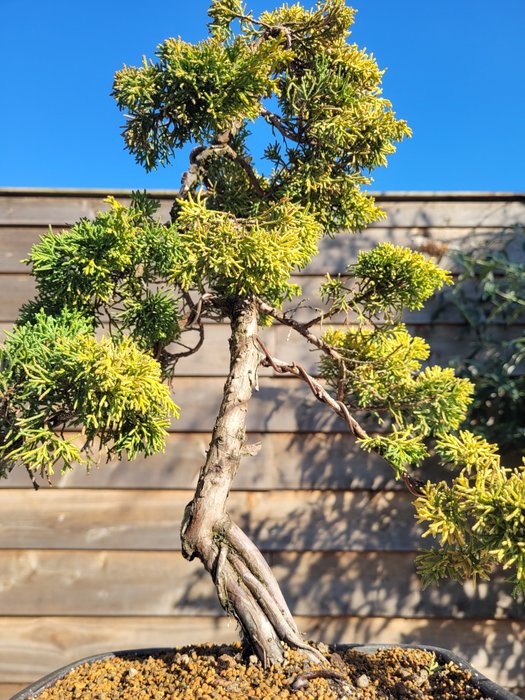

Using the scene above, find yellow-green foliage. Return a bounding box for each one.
[113,0,410,233]
[321,324,473,470]
[320,324,430,415]
[415,432,525,595]
[173,195,322,303]
[0,310,179,479]
[350,243,452,317]
[113,35,290,170]
[22,195,183,352]
[358,427,428,475]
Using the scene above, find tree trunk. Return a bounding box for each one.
[180,298,324,666]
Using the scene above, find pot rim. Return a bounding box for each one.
[11,643,521,700]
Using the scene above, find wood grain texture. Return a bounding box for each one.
[0,432,401,491]
[0,195,172,226]
[0,274,35,320]
[0,489,425,551]
[1,192,524,227]
[0,615,522,687]
[0,550,520,620]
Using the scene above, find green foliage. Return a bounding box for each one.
[21,194,183,354]
[321,325,429,408]
[0,310,179,479]
[320,243,452,321]
[113,0,410,233]
[317,243,473,484]
[316,236,525,598]
[202,127,266,218]
[446,228,525,454]
[358,427,427,476]
[113,35,287,170]
[352,243,452,314]
[208,0,246,39]
[415,431,525,596]
[264,3,411,232]
[320,324,472,439]
[173,195,322,303]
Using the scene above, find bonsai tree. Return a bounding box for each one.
[1,0,524,667]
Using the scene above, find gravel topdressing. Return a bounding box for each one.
[29,643,488,699]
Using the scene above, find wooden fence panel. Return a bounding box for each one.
[0,191,524,695]
[0,488,426,552]
[0,432,398,491]
[1,191,524,227]
[0,549,520,621]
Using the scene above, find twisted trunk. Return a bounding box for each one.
[180,298,324,666]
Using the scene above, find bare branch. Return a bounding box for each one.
[25,465,40,491]
[256,298,344,363]
[260,107,301,143]
[177,126,265,204]
[256,336,366,437]
[182,292,217,329]
[162,322,205,371]
[255,337,425,496]
[221,144,266,197]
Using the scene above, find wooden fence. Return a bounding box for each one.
[0,190,524,698]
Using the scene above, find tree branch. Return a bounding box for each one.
[255,337,425,496]
[260,107,302,143]
[176,128,265,205]
[221,144,266,197]
[256,298,344,363]
[257,336,366,436]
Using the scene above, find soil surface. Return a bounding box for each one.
[31,643,488,699]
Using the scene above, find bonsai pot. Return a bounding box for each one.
[11,643,521,699]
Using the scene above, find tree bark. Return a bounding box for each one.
[180,298,324,666]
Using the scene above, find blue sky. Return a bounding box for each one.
[1,0,524,192]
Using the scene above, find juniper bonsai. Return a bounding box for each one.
[1,0,524,667]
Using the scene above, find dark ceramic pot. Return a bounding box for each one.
[11,644,521,700]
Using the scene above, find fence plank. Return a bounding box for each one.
[0,435,463,494]
[1,193,524,227]
[0,615,522,687]
[0,374,356,432]
[0,195,173,226]
[1,431,402,491]
[0,275,35,320]
[0,488,424,551]
[0,550,519,621]
[2,272,523,325]
[3,320,522,377]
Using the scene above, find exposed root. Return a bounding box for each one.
[290,669,348,691]
[183,513,327,667]
[227,521,300,634]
